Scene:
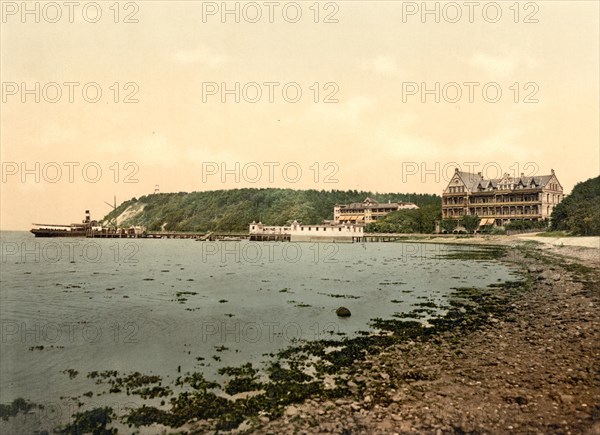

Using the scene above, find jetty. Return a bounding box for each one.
[87,229,250,241]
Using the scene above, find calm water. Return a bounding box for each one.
[0,231,518,432]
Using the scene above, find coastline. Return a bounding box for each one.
[245,237,599,434]
[1,236,597,433]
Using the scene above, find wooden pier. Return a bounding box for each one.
[85,230,459,242]
[360,233,411,243]
[249,234,291,242]
[360,233,469,242]
[86,230,250,240]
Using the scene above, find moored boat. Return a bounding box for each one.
[30,210,97,238]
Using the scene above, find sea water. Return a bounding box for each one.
[0,232,519,432]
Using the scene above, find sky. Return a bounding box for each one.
[1,0,599,230]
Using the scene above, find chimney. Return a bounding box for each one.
[85,210,90,223]
[455,168,459,173]
[477,172,482,177]
[521,172,524,178]
[551,169,555,174]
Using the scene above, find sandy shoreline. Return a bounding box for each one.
[240,237,599,434]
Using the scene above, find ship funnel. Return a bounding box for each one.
[85,210,91,223]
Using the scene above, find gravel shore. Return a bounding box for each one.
[247,240,599,434]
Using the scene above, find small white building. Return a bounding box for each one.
[249,220,363,243]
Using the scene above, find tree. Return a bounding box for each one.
[441,219,459,233]
[551,176,600,235]
[460,215,480,233]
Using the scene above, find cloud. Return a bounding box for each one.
[101,134,242,168]
[468,51,538,77]
[383,134,441,160]
[379,123,539,164]
[40,123,78,146]
[99,134,175,166]
[308,96,373,123]
[171,46,229,68]
[360,55,400,75]
[469,52,517,77]
[457,127,540,161]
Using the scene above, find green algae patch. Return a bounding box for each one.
[318,292,362,299]
[126,372,228,428]
[57,407,116,435]
[0,398,43,421]
[438,245,507,261]
[174,291,198,303]
[219,363,263,395]
[87,371,171,398]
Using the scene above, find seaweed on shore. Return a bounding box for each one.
[62,369,78,379]
[87,371,171,398]
[57,407,116,435]
[174,291,198,303]
[317,292,361,299]
[437,245,507,261]
[219,363,263,395]
[175,372,220,391]
[0,398,43,421]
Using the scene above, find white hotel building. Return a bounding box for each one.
[249,220,364,243]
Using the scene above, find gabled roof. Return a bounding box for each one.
[520,175,554,187]
[451,169,558,193]
[455,171,484,192]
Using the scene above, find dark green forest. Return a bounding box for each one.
[103,188,441,232]
[551,176,600,236]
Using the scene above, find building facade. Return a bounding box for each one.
[334,197,419,224]
[442,168,564,226]
[249,220,364,243]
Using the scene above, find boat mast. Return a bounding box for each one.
[104,195,118,229]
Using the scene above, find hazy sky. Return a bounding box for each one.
[1,1,598,230]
